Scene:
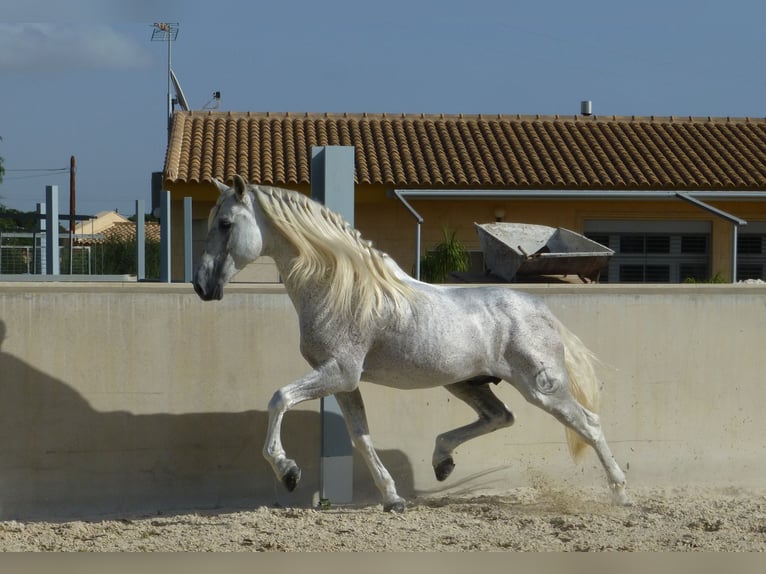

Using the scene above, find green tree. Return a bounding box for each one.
[91,238,161,278]
[0,206,40,232]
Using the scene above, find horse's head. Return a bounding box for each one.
[193,174,263,301]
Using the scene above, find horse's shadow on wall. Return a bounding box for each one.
[0,320,414,521]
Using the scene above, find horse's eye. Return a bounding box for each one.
[219,219,232,231]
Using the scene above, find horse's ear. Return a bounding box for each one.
[212,178,228,194]
[233,174,248,202]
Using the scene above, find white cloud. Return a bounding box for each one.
[0,24,153,72]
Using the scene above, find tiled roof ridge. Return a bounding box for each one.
[165,109,766,191]
[173,109,766,125]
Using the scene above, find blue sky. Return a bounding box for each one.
[1,0,765,217]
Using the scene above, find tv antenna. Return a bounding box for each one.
[151,22,222,137]
[170,70,222,111]
[151,22,179,144]
[169,68,190,111]
[170,69,221,111]
[202,91,222,111]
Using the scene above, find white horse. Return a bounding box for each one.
[193,175,630,512]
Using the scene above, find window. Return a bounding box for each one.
[737,264,763,281]
[585,221,711,284]
[737,235,762,254]
[737,227,766,280]
[682,235,708,254]
[646,236,671,254]
[620,235,645,254]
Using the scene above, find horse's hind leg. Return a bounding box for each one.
[512,366,630,505]
[334,388,406,512]
[432,379,515,482]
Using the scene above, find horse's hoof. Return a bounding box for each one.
[383,499,406,513]
[610,484,633,506]
[434,457,455,482]
[282,464,301,492]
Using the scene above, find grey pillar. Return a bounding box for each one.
[37,202,46,274]
[45,185,60,275]
[183,197,193,282]
[136,200,146,281]
[159,190,171,283]
[311,145,355,505]
[732,224,739,283]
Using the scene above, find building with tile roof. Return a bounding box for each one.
[73,211,161,245]
[163,111,766,283]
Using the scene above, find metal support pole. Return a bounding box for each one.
[312,145,355,505]
[37,202,46,274]
[183,197,193,282]
[45,185,60,275]
[416,220,422,280]
[732,224,739,283]
[675,192,746,283]
[393,190,424,280]
[159,190,171,283]
[69,155,76,274]
[167,31,172,143]
[136,199,146,281]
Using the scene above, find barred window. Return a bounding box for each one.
[585,221,711,284]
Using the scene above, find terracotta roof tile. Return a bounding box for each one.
[75,221,161,245]
[163,111,766,191]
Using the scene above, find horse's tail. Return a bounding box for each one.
[554,318,602,463]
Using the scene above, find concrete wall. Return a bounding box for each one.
[1,282,764,520]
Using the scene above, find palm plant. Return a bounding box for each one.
[419,227,470,283]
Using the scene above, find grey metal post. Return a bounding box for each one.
[393,190,424,280]
[183,197,193,282]
[732,224,739,283]
[45,185,60,275]
[311,145,355,505]
[37,202,46,274]
[675,193,746,283]
[136,200,146,281]
[159,190,171,283]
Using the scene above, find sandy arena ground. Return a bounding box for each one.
[1,484,765,552]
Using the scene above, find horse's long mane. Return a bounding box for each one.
[255,185,417,328]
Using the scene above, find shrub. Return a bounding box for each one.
[419,227,469,283]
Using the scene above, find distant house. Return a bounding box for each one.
[73,211,160,245]
[162,111,766,283]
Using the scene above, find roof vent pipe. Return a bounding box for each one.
[581,100,592,116]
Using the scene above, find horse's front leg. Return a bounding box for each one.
[263,358,356,493]
[335,388,406,513]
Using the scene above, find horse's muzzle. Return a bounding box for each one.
[193,253,230,301]
[192,263,224,301]
[193,279,209,300]
[193,279,223,301]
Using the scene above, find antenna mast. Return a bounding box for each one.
[151,22,179,144]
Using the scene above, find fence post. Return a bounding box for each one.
[183,197,193,282]
[45,186,60,275]
[37,203,45,274]
[159,190,171,283]
[136,199,146,281]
